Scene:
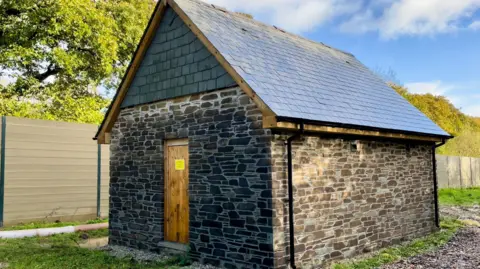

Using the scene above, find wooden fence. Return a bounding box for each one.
[0,116,108,227]
[437,155,480,188]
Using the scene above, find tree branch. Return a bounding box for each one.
[5,8,21,16]
[34,65,62,81]
[70,45,97,58]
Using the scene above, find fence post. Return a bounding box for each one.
[470,157,474,187]
[459,157,463,188]
[446,156,450,187]
[97,144,101,218]
[0,116,6,227]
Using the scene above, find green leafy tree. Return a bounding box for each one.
[0,0,155,123]
[473,117,480,126]
[391,84,480,136]
[437,130,480,157]
[391,83,480,157]
[0,88,110,124]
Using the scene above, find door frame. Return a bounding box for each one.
[163,138,189,244]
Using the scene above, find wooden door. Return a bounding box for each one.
[164,139,189,244]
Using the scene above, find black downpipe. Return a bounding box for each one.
[432,139,446,228]
[286,123,304,269]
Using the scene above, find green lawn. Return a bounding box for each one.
[0,229,187,269]
[331,218,464,269]
[439,187,480,206]
[0,218,108,231]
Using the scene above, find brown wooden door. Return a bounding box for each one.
[164,140,189,244]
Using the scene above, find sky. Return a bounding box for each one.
[202,0,480,117]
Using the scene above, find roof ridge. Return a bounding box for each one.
[182,0,355,58]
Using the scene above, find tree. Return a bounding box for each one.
[391,83,480,158]
[437,130,480,157]
[0,0,155,124]
[473,117,480,126]
[390,84,480,136]
[0,0,155,96]
[0,92,110,124]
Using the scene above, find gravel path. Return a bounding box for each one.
[381,206,480,269]
[382,227,480,269]
[441,205,480,221]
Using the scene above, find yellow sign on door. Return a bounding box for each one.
[175,159,185,170]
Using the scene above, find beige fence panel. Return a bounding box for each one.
[2,116,108,226]
[436,156,449,188]
[474,158,480,187]
[437,155,480,188]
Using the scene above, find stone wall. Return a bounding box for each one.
[271,136,435,268]
[109,87,275,269]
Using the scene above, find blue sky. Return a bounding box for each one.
[204,0,480,116]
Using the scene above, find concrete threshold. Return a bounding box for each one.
[158,241,188,252]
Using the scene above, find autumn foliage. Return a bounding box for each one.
[391,84,480,157]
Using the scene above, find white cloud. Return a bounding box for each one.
[463,105,480,117]
[339,9,377,34]
[202,0,480,38]
[381,0,480,37]
[469,20,480,30]
[404,81,453,96]
[202,0,362,33]
[404,80,480,117]
[342,0,480,38]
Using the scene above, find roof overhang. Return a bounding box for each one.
[264,116,453,143]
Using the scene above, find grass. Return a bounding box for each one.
[0,229,188,269]
[439,187,480,206]
[331,218,464,269]
[0,218,108,231]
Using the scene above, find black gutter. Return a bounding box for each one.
[285,122,304,269]
[432,139,446,228]
[276,116,453,140]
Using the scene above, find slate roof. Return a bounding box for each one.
[175,0,450,137]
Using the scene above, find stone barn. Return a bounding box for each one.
[94,0,452,268]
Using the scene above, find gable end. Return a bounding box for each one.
[121,7,236,108]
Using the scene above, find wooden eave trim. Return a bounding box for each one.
[96,0,168,144]
[167,0,275,117]
[268,120,444,142]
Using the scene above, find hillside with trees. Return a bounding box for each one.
[391,84,480,157]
